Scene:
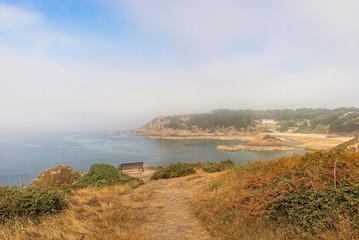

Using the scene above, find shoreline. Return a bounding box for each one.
[132,132,353,151]
[217,145,302,152]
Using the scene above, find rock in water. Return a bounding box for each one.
[106,131,121,136]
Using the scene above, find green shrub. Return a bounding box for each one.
[266,185,359,233]
[0,187,67,222]
[13,188,67,218]
[75,163,142,188]
[151,163,195,180]
[202,159,235,173]
[0,187,19,221]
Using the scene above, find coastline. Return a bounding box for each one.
[217,145,301,152]
[146,135,253,140]
[131,131,353,151]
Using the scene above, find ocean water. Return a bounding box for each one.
[0,132,304,186]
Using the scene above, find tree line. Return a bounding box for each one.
[165,108,359,133]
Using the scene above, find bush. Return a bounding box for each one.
[29,164,81,189]
[0,187,67,222]
[202,159,235,173]
[0,187,19,221]
[266,185,359,233]
[151,163,195,180]
[75,163,142,188]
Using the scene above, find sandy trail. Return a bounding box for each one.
[121,173,217,240]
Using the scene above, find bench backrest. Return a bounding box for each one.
[119,162,144,172]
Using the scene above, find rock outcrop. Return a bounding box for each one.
[132,116,243,138]
[217,135,295,152]
[106,131,121,136]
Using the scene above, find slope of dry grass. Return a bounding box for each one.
[0,182,143,240]
[193,151,359,240]
[1,150,358,240]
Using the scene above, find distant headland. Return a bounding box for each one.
[131,108,358,151]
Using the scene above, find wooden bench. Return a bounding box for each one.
[119,162,144,173]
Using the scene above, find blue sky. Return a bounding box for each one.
[0,0,358,133]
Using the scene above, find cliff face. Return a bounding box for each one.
[133,116,170,135]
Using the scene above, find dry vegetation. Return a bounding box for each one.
[29,164,81,189]
[0,171,217,240]
[194,151,359,240]
[0,183,143,240]
[1,147,358,239]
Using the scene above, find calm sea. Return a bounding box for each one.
[0,132,304,186]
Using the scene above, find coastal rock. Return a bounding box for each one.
[246,135,286,147]
[106,131,121,136]
[217,135,295,152]
[132,115,244,138]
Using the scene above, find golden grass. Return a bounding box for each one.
[193,151,359,240]
[1,151,358,240]
[0,183,144,240]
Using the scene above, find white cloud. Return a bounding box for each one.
[0,3,42,30]
[118,0,264,46]
[0,3,80,56]
[114,0,359,57]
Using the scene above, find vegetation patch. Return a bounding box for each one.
[151,163,196,180]
[75,163,143,188]
[202,159,235,173]
[194,150,359,239]
[29,164,81,189]
[0,187,67,222]
[266,186,359,233]
[0,183,145,239]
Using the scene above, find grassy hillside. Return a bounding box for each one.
[0,163,144,240]
[194,150,359,239]
[0,184,144,240]
[0,152,358,239]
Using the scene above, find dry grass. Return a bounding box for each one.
[0,183,144,240]
[193,151,359,240]
[1,151,357,240]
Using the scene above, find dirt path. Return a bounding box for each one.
[122,173,218,240]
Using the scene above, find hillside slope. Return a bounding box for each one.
[194,150,359,239]
[133,108,359,137]
[1,144,358,240]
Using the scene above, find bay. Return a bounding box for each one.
[0,132,305,185]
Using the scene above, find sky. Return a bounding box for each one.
[0,0,358,134]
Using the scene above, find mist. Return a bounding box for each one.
[1,1,358,134]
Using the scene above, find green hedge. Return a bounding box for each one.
[202,159,235,173]
[266,185,359,233]
[0,187,67,222]
[75,163,142,188]
[151,163,195,180]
